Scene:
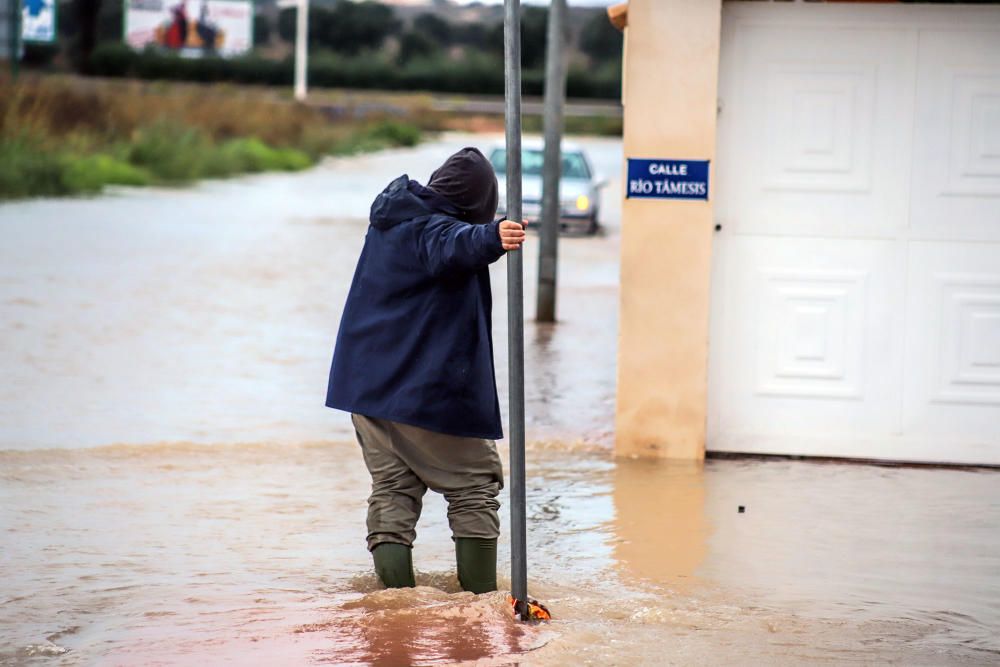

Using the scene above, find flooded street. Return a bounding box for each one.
[0,133,619,451]
[2,134,999,665]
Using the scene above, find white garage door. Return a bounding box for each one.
[709,3,1000,465]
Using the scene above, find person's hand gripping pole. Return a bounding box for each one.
[499,219,528,251]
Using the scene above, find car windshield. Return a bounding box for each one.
[489,148,591,180]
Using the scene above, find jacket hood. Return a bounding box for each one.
[369,174,463,230]
[426,146,499,225]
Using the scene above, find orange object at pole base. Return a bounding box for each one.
[508,594,552,622]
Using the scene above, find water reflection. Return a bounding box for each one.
[2,443,999,665]
[611,459,708,589]
[323,590,537,665]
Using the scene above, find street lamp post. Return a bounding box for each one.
[2,0,20,80]
[277,0,308,101]
[293,0,307,101]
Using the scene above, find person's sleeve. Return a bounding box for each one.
[418,216,506,277]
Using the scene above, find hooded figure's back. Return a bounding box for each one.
[325,169,506,440]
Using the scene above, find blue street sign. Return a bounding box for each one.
[626,158,710,201]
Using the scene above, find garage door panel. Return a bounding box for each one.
[910,30,1000,241]
[754,267,868,401]
[718,22,912,238]
[762,63,876,194]
[712,4,1000,464]
[903,243,1000,442]
[711,237,902,443]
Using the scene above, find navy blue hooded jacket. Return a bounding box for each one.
[325,174,506,440]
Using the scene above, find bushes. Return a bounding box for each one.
[124,124,313,182]
[329,119,423,155]
[0,137,149,198]
[89,44,292,86]
[86,43,622,99]
[367,120,420,148]
[62,154,152,192]
[127,120,214,182]
[0,125,337,199]
[0,137,72,198]
[0,77,427,199]
[216,138,312,173]
[87,42,135,78]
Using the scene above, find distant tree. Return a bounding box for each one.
[413,13,451,45]
[398,29,439,64]
[254,14,272,46]
[314,1,401,55]
[278,7,294,42]
[520,6,548,68]
[580,10,622,63]
[484,22,502,57]
[22,42,60,66]
[73,0,103,72]
[280,1,400,55]
[452,21,486,47]
[57,0,76,39]
[96,0,122,41]
[484,6,547,69]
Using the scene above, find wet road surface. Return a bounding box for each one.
[0,133,621,451]
[2,134,999,665]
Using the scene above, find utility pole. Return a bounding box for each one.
[293,0,308,101]
[503,0,527,607]
[536,0,567,323]
[276,0,308,100]
[2,0,19,80]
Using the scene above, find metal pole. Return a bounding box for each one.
[293,0,308,101]
[6,0,20,80]
[536,0,567,323]
[503,0,527,604]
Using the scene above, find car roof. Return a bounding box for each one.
[488,139,585,154]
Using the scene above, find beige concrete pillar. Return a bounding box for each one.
[615,0,722,459]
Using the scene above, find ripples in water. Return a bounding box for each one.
[2,442,999,665]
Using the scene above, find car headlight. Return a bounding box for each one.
[575,194,590,212]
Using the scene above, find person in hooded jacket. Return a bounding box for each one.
[326,147,527,593]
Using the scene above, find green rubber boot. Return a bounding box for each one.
[455,537,497,594]
[372,542,416,588]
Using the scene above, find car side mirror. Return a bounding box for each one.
[594,176,610,189]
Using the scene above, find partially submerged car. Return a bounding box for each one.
[489,140,607,235]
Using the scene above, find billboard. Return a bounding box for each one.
[124,0,252,57]
[22,0,57,43]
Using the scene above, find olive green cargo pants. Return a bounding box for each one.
[351,413,504,551]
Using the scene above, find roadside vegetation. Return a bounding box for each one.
[5,0,624,200]
[0,76,425,200]
[83,44,622,101]
[24,1,623,100]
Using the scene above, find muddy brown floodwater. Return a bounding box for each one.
[2,134,999,666]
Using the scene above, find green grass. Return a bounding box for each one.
[0,138,153,198]
[0,120,422,200]
[368,120,422,148]
[0,77,427,200]
[521,114,623,137]
[123,121,210,183]
[0,137,67,198]
[328,120,425,156]
[62,154,152,192]
[217,138,312,173]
